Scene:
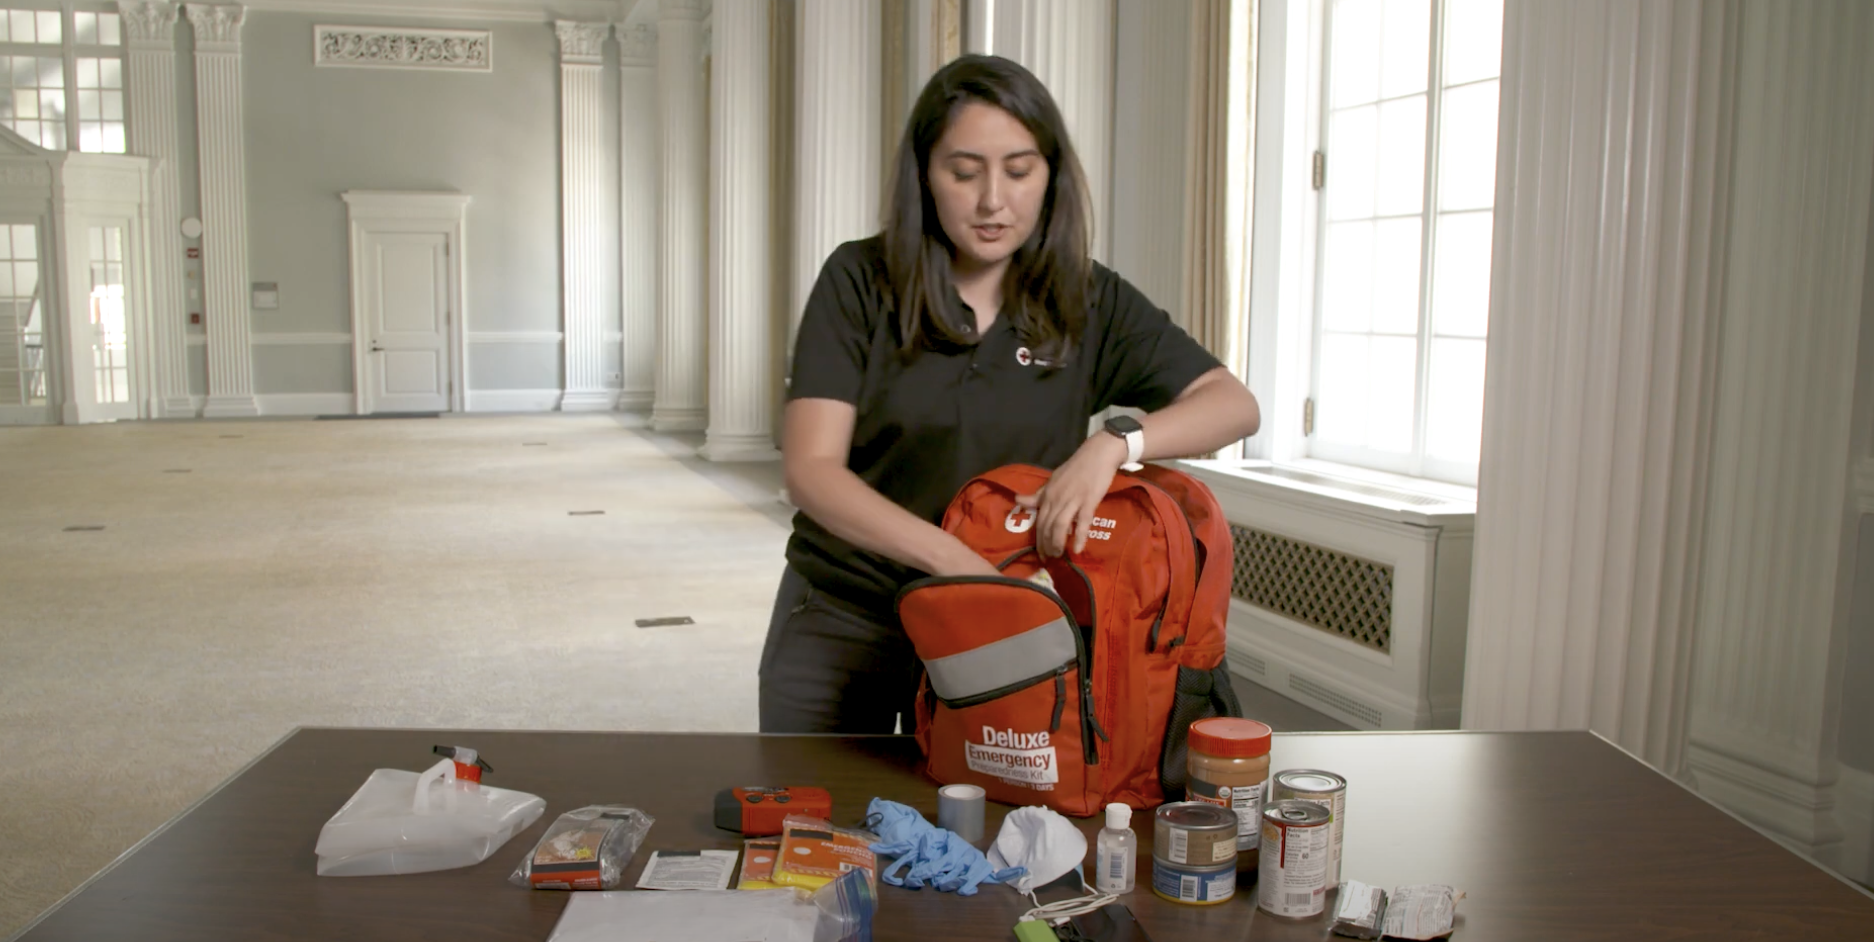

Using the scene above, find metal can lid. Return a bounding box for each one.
[1275,769,1347,793]
[1155,801,1239,832]
[1263,799,1333,827]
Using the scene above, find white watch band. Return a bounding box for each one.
[1122,428,1144,466]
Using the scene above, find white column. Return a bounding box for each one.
[701,2,778,461]
[557,21,613,413]
[618,23,658,418]
[184,3,255,417]
[1110,0,1186,315]
[992,0,1114,263]
[1684,0,1874,867]
[652,0,708,432]
[119,1,189,418]
[792,0,880,359]
[1461,0,1739,772]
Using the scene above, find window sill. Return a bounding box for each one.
[1173,456,1477,529]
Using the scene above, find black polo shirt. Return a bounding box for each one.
[785,235,1222,617]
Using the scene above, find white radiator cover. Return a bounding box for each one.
[1181,460,1475,730]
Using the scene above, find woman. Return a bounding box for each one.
[761,55,1260,734]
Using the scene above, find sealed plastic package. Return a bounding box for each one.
[510,805,655,890]
[315,758,546,877]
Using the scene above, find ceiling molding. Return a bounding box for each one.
[238,0,626,24]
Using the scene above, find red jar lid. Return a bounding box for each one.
[1188,718,1273,758]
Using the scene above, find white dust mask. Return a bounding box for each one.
[986,806,1088,897]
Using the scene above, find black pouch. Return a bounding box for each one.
[1157,664,1245,799]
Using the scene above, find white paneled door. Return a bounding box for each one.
[360,231,450,414]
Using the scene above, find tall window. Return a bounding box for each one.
[0,6,125,153]
[1309,0,1501,485]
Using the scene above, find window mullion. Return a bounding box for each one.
[1411,0,1448,479]
[1307,0,1335,461]
[61,1,77,151]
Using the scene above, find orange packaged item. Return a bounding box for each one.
[737,838,782,890]
[772,815,878,891]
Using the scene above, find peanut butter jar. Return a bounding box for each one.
[1186,717,1273,872]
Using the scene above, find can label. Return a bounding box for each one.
[1188,776,1263,851]
[1259,809,1330,917]
[1151,860,1236,905]
[1276,783,1345,891]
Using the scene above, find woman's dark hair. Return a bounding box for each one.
[883,55,1092,366]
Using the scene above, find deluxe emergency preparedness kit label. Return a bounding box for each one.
[965,726,1059,786]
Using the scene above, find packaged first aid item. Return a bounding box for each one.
[1382,884,1464,940]
[545,870,876,942]
[509,806,654,890]
[316,757,545,877]
[739,839,783,890]
[637,850,740,891]
[773,814,879,891]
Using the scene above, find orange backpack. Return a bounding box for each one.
[895,463,1244,816]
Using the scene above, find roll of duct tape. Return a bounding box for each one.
[937,784,986,843]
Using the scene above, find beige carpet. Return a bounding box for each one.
[0,415,789,937]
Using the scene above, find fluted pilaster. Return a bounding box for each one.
[1684,0,1874,864]
[557,20,613,412]
[995,0,1114,262]
[618,23,658,416]
[652,0,708,432]
[185,3,255,417]
[792,0,880,359]
[701,1,777,461]
[120,1,190,417]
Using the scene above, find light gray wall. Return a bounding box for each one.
[1841,516,1874,772]
[238,12,598,393]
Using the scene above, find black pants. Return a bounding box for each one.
[757,565,921,734]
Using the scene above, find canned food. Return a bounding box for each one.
[1258,800,1332,919]
[1150,857,1237,906]
[1153,802,1239,867]
[1273,769,1347,890]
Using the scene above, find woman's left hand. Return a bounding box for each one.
[1016,433,1130,558]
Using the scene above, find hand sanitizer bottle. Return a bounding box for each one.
[1095,802,1136,894]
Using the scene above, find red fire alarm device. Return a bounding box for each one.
[187,247,200,259]
[713,786,833,836]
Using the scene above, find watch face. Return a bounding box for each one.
[1105,415,1143,435]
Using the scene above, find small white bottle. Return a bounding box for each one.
[1095,801,1136,894]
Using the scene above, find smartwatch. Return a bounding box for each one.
[1103,415,1145,467]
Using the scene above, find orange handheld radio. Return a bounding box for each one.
[713,786,833,836]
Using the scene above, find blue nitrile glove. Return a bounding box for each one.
[864,798,1024,897]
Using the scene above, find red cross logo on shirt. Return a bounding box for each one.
[1015,347,1034,366]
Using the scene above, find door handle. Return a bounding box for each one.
[369,342,384,352]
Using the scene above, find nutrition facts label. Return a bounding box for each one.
[1259,818,1330,918]
[1189,780,1265,851]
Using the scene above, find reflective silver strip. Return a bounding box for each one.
[922,616,1077,702]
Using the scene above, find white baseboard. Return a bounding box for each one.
[616,389,653,412]
[1684,739,1846,860]
[257,393,353,416]
[559,390,618,413]
[1226,604,1439,730]
[201,394,260,418]
[160,396,200,418]
[1827,764,1874,886]
[0,404,52,425]
[698,432,781,463]
[650,408,707,432]
[467,389,562,413]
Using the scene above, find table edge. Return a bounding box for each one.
[2,725,309,942]
[1586,730,1874,902]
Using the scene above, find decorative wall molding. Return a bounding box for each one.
[1680,0,1874,868]
[191,2,257,417]
[701,0,777,461]
[256,392,353,415]
[184,3,245,51]
[466,388,562,412]
[119,1,180,47]
[314,26,492,71]
[467,331,562,344]
[0,166,52,187]
[559,20,611,414]
[123,2,187,411]
[250,332,352,345]
[995,0,1113,263]
[555,20,609,65]
[238,0,619,23]
[652,0,707,432]
[619,22,656,62]
[1462,0,1739,774]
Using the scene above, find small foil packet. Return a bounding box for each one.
[1383,884,1464,940]
[1330,881,1387,939]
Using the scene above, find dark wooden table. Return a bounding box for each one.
[10,728,1873,941]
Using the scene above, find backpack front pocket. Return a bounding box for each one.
[898,577,1103,816]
